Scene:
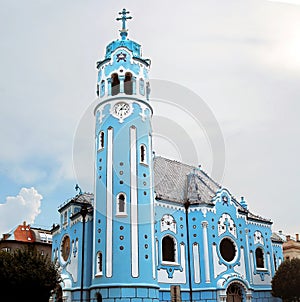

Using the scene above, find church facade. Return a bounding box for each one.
[51,9,283,302]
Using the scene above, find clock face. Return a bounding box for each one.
[113,102,131,120]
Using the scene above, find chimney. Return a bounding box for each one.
[286,235,291,241]
[279,230,283,235]
[296,234,299,241]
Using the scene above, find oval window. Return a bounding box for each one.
[220,238,236,262]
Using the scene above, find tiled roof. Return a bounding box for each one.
[153,156,271,223]
[153,156,221,204]
[58,192,94,212]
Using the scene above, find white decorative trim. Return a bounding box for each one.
[212,243,227,278]
[189,206,217,215]
[160,214,177,233]
[155,201,185,212]
[130,126,139,277]
[106,127,113,278]
[218,213,237,238]
[249,251,254,283]
[202,221,211,283]
[149,134,156,279]
[245,229,253,283]
[193,243,201,284]
[254,230,264,245]
[155,239,159,267]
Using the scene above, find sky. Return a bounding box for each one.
[0,0,300,236]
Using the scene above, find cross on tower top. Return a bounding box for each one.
[116,8,132,40]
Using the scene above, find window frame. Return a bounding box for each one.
[140,144,148,165]
[116,192,127,217]
[255,246,265,269]
[161,234,178,265]
[98,131,104,151]
[95,251,103,277]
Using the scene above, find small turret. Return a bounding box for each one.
[240,196,248,210]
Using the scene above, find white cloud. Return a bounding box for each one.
[0,187,42,235]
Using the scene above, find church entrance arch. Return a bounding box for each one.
[226,283,243,302]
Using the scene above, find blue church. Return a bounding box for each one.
[51,9,283,302]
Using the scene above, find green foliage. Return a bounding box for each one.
[0,247,61,302]
[272,258,300,302]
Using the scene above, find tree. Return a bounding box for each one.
[0,247,61,302]
[272,258,300,302]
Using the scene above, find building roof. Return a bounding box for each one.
[153,156,271,223]
[271,232,284,243]
[1,222,52,244]
[58,192,94,212]
[56,156,271,224]
[153,156,220,204]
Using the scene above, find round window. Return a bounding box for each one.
[220,238,236,262]
[61,235,71,262]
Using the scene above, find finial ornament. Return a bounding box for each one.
[75,183,82,195]
[116,8,132,40]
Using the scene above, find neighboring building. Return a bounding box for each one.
[0,221,52,257]
[275,231,300,260]
[51,9,283,302]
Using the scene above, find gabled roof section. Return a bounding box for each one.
[153,156,272,224]
[153,156,221,204]
[58,192,94,213]
[271,232,284,243]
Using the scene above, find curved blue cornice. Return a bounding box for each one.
[105,39,141,59]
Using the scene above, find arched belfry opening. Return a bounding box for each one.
[111,73,120,96]
[124,72,133,95]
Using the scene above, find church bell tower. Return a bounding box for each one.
[92,9,159,301]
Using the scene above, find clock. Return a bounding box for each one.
[112,102,131,121]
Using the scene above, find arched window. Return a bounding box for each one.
[100,80,105,97]
[98,131,104,150]
[63,211,68,224]
[96,84,99,96]
[116,193,127,216]
[146,81,150,99]
[124,72,133,95]
[111,73,120,96]
[226,283,243,302]
[139,78,145,95]
[140,144,147,164]
[255,247,264,268]
[162,235,176,262]
[96,251,103,275]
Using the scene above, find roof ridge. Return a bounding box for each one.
[155,155,221,188]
